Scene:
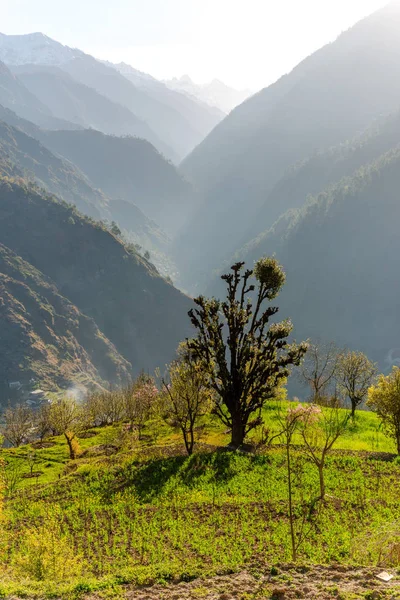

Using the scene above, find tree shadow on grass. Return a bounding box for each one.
[123,449,260,502]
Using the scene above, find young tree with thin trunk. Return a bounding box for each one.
[336,351,377,417]
[1,404,33,447]
[160,347,212,455]
[48,398,83,460]
[34,403,52,443]
[122,373,158,439]
[293,402,350,500]
[275,403,320,562]
[368,367,400,454]
[299,341,339,404]
[188,258,307,448]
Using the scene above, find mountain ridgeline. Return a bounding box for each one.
[0,177,192,392]
[176,2,400,289]
[1,3,400,392]
[230,147,400,370]
[0,32,224,161]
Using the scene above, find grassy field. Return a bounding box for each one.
[0,404,399,598]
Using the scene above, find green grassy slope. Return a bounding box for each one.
[0,404,398,598]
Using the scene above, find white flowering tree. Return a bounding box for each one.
[122,374,159,439]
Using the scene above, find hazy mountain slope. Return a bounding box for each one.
[227,148,400,369]
[12,64,173,158]
[0,32,222,160]
[39,128,198,236]
[109,199,169,250]
[0,102,49,137]
[0,178,192,373]
[60,55,207,160]
[243,108,400,241]
[165,75,252,113]
[0,59,80,130]
[0,107,174,254]
[177,2,400,288]
[0,118,106,218]
[0,243,131,390]
[109,61,225,143]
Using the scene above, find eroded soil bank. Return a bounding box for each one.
[114,565,400,600]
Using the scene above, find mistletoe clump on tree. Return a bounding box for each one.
[188,258,308,448]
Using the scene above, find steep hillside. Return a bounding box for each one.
[0,32,223,161]
[230,149,400,370]
[39,128,198,236]
[177,2,400,288]
[0,111,175,267]
[108,61,224,145]
[243,108,400,241]
[0,177,192,375]
[0,243,131,391]
[61,55,209,161]
[0,60,79,130]
[12,64,169,156]
[0,118,106,218]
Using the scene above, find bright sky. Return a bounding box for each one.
[1,0,389,90]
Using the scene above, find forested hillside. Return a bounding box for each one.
[176,2,400,289]
[0,177,192,390]
[0,243,131,390]
[0,119,106,218]
[222,148,400,369]
[0,109,193,276]
[40,128,198,236]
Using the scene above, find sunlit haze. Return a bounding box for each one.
[1,0,389,90]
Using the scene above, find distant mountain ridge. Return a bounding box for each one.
[176,1,400,290]
[165,75,252,113]
[0,32,225,161]
[0,32,82,66]
[11,64,168,152]
[0,177,192,391]
[38,128,198,237]
[0,106,194,276]
[0,59,79,130]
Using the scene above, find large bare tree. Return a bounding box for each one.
[299,340,339,404]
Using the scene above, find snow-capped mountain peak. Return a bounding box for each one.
[0,32,84,66]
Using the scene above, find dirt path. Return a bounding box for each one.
[121,565,400,599]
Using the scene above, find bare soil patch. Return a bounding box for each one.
[116,565,400,600]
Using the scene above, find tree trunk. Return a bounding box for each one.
[65,433,75,460]
[182,427,194,456]
[230,413,245,448]
[318,463,325,501]
[351,399,357,418]
[286,434,296,562]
